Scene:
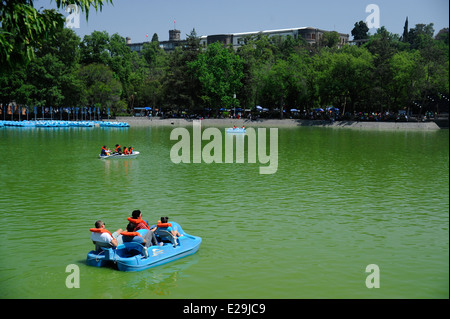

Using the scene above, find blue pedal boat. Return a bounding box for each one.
[226,127,246,133]
[86,221,201,272]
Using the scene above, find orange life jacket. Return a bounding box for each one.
[123,148,129,155]
[120,231,142,237]
[90,228,113,237]
[127,217,150,230]
[115,145,121,152]
[102,147,107,151]
[157,223,172,228]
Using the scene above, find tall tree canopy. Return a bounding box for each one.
[0,0,113,69]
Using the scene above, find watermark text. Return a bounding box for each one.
[170,120,278,175]
[365,4,380,29]
[65,4,80,29]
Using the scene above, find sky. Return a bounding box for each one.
[37,0,449,42]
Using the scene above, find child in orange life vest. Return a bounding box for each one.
[157,216,183,237]
[123,147,129,155]
[89,220,122,249]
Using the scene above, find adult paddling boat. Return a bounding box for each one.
[86,221,201,272]
[99,151,140,159]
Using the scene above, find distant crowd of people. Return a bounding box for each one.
[143,109,437,123]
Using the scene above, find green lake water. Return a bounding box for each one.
[0,124,448,299]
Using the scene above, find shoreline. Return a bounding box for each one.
[110,117,442,130]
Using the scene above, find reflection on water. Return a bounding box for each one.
[0,126,448,298]
[102,158,134,176]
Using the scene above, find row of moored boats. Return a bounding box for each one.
[0,120,129,128]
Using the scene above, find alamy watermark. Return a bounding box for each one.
[365,4,380,29]
[365,264,380,288]
[65,4,80,29]
[169,121,278,175]
[65,264,80,288]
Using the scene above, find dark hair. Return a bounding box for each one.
[126,222,136,232]
[132,210,141,219]
[160,216,169,223]
[95,220,104,228]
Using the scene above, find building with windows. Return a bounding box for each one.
[127,26,349,54]
[199,27,349,48]
[126,29,184,53]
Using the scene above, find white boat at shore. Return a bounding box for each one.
[99,151,140,159]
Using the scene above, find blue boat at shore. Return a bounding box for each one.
[86,221,201,272]
[226,127,246,133]
[0,120,129,128]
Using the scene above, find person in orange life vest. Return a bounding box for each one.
[124,147,129,155]
[127,209,154,231]
[128,146,133,154]
[100,145,110,157]
[114,144,122,154]
[90,220,122,250]
[157,216,183,237]
[121,222,158,247]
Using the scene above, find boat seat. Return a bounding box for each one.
[155,229,178,246]
[93,241,113,252]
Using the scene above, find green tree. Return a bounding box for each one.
[364,27,401,111]
[10,27,82,109]
[164,49,198,110]
[401,17,409,42]
[141,40,165,67]
[79,30,110,65]
[320,31,341,48]
[163,28,204,112]
[352,21,369,40]
[78,63,122,112]
[80,31,135,109]
[408,23,435,49]
[435,28,449,45]
[0,63,28,113]
[0,0,113,69]
[258,53,310,117]
[236,34,276,109]
[390,50,425,108]
[316,45,374,112]
[189,42,244,113]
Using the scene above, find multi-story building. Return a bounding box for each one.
[127,26,349,54]
[199,27,349,48]
[126,29,184,53]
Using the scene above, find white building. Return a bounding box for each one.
[128,27,349,53]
